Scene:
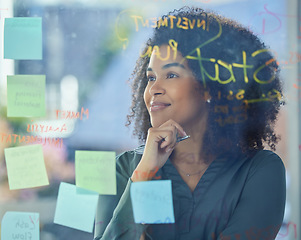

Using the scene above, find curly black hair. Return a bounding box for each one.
[126,7,284,157]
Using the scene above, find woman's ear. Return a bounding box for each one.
[202,89,212,103]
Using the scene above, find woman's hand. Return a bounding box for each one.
[139,232,146,240]
[131,119,187,182]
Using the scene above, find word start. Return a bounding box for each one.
[141,39,279,88]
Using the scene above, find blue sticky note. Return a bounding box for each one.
[1,211,40,240]
[54,182,99,233]
[130,180,175,224]
[4,17,42,59]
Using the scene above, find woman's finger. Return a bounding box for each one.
[148,128,176,149]
[159,119,187,137]
[159,127,177,149]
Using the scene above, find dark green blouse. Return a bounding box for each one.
[93,147,286,240]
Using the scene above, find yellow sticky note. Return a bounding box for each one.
[75,151,116,195]
[4,145,49,190]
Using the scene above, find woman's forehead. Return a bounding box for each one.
[148,45,188,68]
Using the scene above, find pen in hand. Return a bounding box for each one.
[176,135,190,143]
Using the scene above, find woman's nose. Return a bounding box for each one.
[149,78,166,96]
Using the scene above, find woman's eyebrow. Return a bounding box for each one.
[162,62,186,69]
[146,63,185,72]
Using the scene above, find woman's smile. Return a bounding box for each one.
[150,101,171,112]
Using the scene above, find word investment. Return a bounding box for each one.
[131,15,209,32]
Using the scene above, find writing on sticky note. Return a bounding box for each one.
[54,182,99,233]
[4,144,49,190]
[7,75,46,117]
[1,211,39,240]
[75,151,116,195]
[130,180,175,224]
[4,17,42,59]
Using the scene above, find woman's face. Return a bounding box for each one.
[144,45,207,130]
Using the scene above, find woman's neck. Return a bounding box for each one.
[171,114,212,165]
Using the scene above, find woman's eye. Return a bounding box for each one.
[147,76,156,81]
[167,73,178,79]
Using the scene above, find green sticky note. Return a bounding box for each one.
[75,151,116,195]
[7,75,46,117]
[54,182,99,233]
[1,212,40,240]
[4,145,49,190]
[4,17,42,59]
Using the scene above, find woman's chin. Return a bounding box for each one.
[150,118,167,128]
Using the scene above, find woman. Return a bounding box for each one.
[94,7,286,240]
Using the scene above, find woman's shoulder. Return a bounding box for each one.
[247,149,285,177]
[116,145,145,160]
[250,149,284,165]
[115,145,145,174]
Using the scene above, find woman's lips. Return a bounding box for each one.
[150,102,171,112]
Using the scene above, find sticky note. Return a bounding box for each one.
[7,75,46,117]
[75,151,116,195]
[4,17,42,59]
[54,182,99,233]
[1,211,39,240]
[130,180,175,224]
[4,145,49,190]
